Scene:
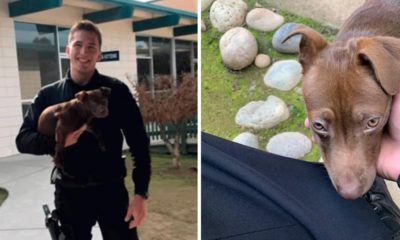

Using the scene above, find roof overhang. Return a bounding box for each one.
[8,0,197,36]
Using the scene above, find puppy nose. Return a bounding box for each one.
[336,182,364,200]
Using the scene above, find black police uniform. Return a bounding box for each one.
[202,132,398,240]
[16,70,151,240]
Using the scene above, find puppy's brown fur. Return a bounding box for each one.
[38,87,111,167]
[285,0,400,199]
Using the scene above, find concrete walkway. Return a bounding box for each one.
[0,154,101,240]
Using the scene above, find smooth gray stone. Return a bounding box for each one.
[202,0,215,11]
[220,27,258,70]
[233,132,260,149]
[235,95,289,129]
[264,60,303,91]
[272,22,301,53]
[210,0,248,33]
[246,8,284,32]
[266,132,312,158]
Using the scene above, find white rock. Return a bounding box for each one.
[246,8,284,32]
[220,27,258,70]
[266,132,312,158]
[210,0,248,33]
[264,60,303,91]
[202,0,215,11]
[233,132,260,149]
[254,54,271,68]
[255,2,263,8]
[235,95,289,129]
[201,20,206,31]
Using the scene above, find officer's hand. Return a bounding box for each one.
[56,124,87,147]
[124,194,148,229]
[376,93,400,181]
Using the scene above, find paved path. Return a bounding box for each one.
[0,154,101,240]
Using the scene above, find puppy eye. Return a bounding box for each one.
[311,120,328,136]
[312,121,325,131]
[313,122,324,130]
[366,117,380,129]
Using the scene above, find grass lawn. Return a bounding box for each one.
[124,152,197,240]
[0,188,8,207]
[201,0,338,162]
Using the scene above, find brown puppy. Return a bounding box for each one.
[284,0,400,199]
[38,87,111,167]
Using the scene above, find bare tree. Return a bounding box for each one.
[134,74,197,168]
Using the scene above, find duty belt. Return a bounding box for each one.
[50,167,124,188]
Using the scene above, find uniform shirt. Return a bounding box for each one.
[16,70,151,196]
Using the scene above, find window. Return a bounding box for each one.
[15,22,59,115]
[136,36,197,96]
[58,27,70,78]
[15,22,69,116]
[175,40,191,76]
[152,37,172,76]
[193,42,198,73]
[136,37,153,91]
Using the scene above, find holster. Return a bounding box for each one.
[43,204,66,240]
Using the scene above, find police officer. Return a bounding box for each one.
[16,20,151,240]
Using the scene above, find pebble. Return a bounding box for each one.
[254,54,271,68]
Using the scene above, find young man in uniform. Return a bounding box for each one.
[16,20,151,240]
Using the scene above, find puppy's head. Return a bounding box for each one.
[75,87,111,118]
[286,25,400,199]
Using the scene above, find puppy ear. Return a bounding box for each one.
[282,24,328,73]
[100,87,111,96]
[357,37,400,96]
[75,91,88,101]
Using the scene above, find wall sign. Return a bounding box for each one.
[101,51,119,62]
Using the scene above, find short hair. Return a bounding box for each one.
[68,20,102,48]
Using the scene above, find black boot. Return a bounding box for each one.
[364,177,400,239]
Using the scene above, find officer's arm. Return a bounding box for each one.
[15,90,56,155]
[119,83,151,199]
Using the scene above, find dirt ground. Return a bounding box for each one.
[125,153,197,240]
[138,181,197,240]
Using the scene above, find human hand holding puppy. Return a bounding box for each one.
[376,93,400,181]
[56,124,88,147]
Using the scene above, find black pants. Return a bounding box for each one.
[54,179,138,240]
[201,132,394,240]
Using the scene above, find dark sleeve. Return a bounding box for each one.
[15,89,56,155]
[119,83,151,197]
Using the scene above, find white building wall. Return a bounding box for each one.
[0,0,23,157]
[97,20,138,88]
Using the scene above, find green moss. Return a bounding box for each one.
[201,1,337,161]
